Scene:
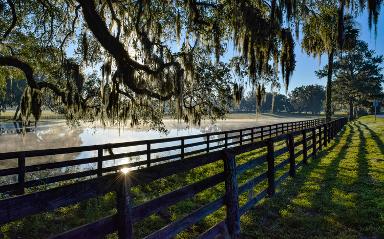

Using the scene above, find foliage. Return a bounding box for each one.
[235,91,292,113]
[301,2,359,121]
[0,0,382,127]
[289,85,326,114]
[0,0,305,128]
[317,40,384,119]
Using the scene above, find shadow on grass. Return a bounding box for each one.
[354,121,384,237]
[358,121,384,155]
[241,121,384,238]
[307,123,355,211]
[240,124,352,238]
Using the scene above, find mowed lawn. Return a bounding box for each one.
[241,116,384,239]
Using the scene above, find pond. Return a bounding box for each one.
[0,115,313,170]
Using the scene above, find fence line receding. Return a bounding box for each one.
[0,117,348,239]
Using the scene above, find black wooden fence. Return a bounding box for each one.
[0,118,325,195]
[0,117,347,239]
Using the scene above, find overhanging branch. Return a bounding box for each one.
[2,0,17,40]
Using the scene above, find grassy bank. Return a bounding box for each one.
[0,110,64,120]
[241,116,384,238]
[1,116,382,238]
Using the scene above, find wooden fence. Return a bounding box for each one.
[0,117,347,238]
[0,118,325,195]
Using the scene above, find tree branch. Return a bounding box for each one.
[0,56,36,88]
[3,0,17,40]
[77,0,177,75]
[78,0,182,100]
[0,56,66,100]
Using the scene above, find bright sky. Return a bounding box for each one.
[287,9,384,94]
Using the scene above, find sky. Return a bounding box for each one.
[67,7,383,95]
[286,9,384,94]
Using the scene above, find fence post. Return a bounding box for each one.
[147,143,151,168]
[324,124,328,147]
[328,123,331,143]
[267,139,275,196]
[337,120,340,134]
[17,153,26,195]
[251,128,254,143]
[225,132,228,148]
[312,128,316,158]
[207,134,210,153]
[260,127,263,140]
[269,125,272,138]
[302,130,308,164]
[319,126,323,151]
[223,150,240,239]
[288,134,295,177]
[239,130,243,146]
[97,148,103,177]
[181,138,185,160]
[333,121,336,138]
[116,174,133,239]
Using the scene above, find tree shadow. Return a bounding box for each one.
[241,121,384,238]
[357,121,384,156]
[240,124,352,238]
[309,122,355,207]
[354,122,384,237]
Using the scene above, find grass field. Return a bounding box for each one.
[241,115,384,238]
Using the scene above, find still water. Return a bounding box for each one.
[0,115,311,169]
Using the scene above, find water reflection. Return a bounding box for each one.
[0,121,83,169]
[0,116,311,170]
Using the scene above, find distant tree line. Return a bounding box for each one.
[232,84,326,115]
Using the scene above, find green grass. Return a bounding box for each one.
[0,110,64,120]
[1,116,382,239]
[241,116,384,238]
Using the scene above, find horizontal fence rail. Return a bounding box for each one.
[0,118,326,195]
[0,117,348,239]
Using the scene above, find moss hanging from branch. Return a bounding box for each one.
[20,86,42,123]
[280,29,296,92]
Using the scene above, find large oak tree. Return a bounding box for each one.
[0,0,382,126]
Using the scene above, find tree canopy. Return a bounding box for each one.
[289,85,325,114]
[0,0,382,127]
[317,40,384,119]
[301,1,359,121]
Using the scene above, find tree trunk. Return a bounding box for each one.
[325,50,334,122]
[255,90,258,116]
[348,98,354,121]
[13,104,20,121]
[271,93,275,114]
